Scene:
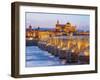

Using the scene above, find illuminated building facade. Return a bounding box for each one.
[26,21,77,40]
[55,20,76,35]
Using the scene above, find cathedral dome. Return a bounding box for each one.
[66,22,71,24]
[66,22,71,27]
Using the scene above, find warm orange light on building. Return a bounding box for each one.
[84,50,89,56]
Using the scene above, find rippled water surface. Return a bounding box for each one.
[26,46,63,67]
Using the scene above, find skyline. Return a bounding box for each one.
[26,12,90,31]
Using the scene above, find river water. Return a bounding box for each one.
[26,46,63,67]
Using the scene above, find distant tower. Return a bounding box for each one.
[57,20,59,24]
[29,25,32,30]
[37,26,40,30]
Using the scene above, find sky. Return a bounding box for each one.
[25,12,90,31]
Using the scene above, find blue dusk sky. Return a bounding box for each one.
[25,12,90,31]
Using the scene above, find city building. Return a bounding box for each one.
[26,21,78,40]
[55,20,76,35]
